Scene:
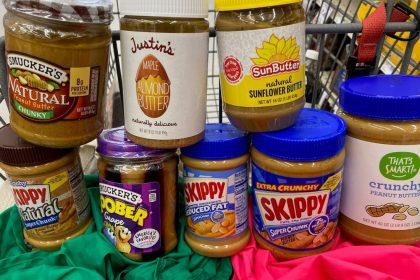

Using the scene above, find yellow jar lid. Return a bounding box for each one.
[215,0,301,11]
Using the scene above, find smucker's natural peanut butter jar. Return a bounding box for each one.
[3,0,113,148]
[97,127,178,261]
[120,0,209,149]
[215,0,305,132]
[0,125,92,250]
[181,124,250,257]
[251,108,346,259]
[339,75,420,245]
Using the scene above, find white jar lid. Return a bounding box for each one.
[118,0,209,18]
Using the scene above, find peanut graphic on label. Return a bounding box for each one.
[252,35,300,66]
[13,69,56,92]
[187,211,236,239]
[366,203,419,219]
[260,221,336,249]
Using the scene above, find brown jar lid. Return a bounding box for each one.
[0,125,72,167]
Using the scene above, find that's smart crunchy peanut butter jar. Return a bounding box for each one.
[339,75,420,245]
[215,0,305,132]
[120,0,209,149]
[251,108,346,259]
[0,125,91,250]
[4,0,112,148]
[181,124,250,257]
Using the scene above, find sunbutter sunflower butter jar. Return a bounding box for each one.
[97,127,178,261]
[215,0,305,132]
[4,0,113,148]
[181,124,250,257]
[339,75,420,245]
[120,0,209,149]
[0,125,91,250]
[251,108,346,259]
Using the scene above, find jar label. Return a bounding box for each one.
[183,164,248,240]
[99,178,161,254]
[217,22,305,108]
[121,31,209,140]
[10,157,90,235]
[7,52,100,122]
[341,137,420,230]
[252,162,342,251]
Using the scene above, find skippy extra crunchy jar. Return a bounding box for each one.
[181,124,250,257]
[0,125,91,250]
[251,108,346,259]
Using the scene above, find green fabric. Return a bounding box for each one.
[0,175,232,280]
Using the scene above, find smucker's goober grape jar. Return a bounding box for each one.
[3,0,113,148]
[215,0,306,132]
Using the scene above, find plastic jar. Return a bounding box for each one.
[339,75,420,245]
[251,108,346,259]
[3,0,112,148]
[119,0,209,149]
[215,0,305,132]
[181,124,250,257]
[0,125,91,250]
[97,127,178,261]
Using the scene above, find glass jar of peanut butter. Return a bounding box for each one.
[97,127,178,261]
[3,0,112,148]
[339,75,420,245]
[181,124,250,257]
[0,125,92,250]
[119,0,209,149]
[215,0,305,132]
[251,108,346,259]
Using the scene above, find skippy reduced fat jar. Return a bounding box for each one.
[251,108,346,259]
[181,124,250,257]
[119,0,209,149]
[215,0,305,132]
[0,125,91,250]
[97,127,178,261]
[339,75,420,245]
[3,0,112,148]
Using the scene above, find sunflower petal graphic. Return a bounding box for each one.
[252,35,300,65]
[269,34,279,45]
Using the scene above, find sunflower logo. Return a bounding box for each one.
[251,35,300,66]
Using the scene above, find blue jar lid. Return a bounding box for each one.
[339,75,420,120]
[181,123,248,160]
[252,108,346,161]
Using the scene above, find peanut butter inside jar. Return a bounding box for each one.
[4,1,112,148]
[215,2,305,132]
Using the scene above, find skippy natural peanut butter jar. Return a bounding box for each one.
[0,125,92,250]
[215,0,305,132]
[251,108,346,259]
[120,0,209,149]
[181,124,250,257]
[339,75,420,245]
[3,0,112,148]
[97,127,178,261]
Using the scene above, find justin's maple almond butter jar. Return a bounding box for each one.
[3,0,113,148]
[181,124,250,257]
[215,0,305,132]
[119,0,209,149]
[251,108,346,259]
[339,75,420,245]
[0,125,91,250]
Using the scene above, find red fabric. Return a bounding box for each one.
[356,3,410,63]
[232,224,420,280]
